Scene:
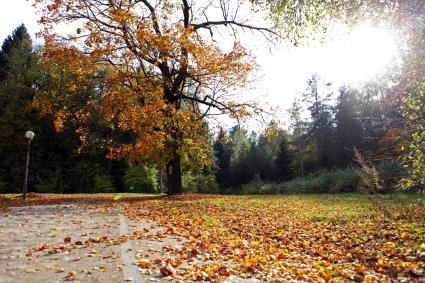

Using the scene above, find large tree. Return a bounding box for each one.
[34,0,280,194]
[0,25,38,192]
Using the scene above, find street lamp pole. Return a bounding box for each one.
[23,131,35,200]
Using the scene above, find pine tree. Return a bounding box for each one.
[0,24,32,83]
[302,74,334,169]
[334,86,364,166]
[274,135,293,182]
[0,24,40,192]
[213,127,232,189]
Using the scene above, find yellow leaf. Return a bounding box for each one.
[364,275,373,283]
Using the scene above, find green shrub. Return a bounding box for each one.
[93,174,115,193]
[224,168,362,195]
[0,179,6,193]
[182,174,196,192]
[34,168,68,193]
[67,162,104,193]
[182,174,220,194]
[355,148,404,193]
[377,160,404,193]
[282,168,361,194]
[124,165,159,193]
[329,169,361,193]
[238,179,280,195]
[223,174,283,195]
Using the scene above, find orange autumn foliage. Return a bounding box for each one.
[33,0,261,170]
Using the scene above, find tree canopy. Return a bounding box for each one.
[33,0,282,194]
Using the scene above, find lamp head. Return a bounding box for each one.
[25,131,35,140]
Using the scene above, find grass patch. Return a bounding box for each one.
[126,194,425,282]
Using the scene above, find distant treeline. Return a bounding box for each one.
[212,74,404,193]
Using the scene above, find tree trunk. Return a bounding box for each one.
[167,155,182,195]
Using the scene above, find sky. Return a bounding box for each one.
[0,0,399,129]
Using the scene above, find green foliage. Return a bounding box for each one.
[0,179,7,194]
[400,108,425,190]
[274,134,293,181]
[256,0,425,47]
[283,172,336,194]
[0,24,33,82]
[237,178,279,195]
[214,123,291,188]
[225,168,361,195]
[0,25,128,195]
[328,169,362,193]
[355,148,404,194]
[93,174,115,193]
[212,69,409,191]
[34,167,68,194]
[124,165,159,193]
[377,160,404,192]
[67,162,100,193]
[182,174,220,194]
[213,127,232,189]
[334,87,364,167]
[302,74,334,169]
[228,126,253,186]
[398,24,425,190]
[0,25,41,193]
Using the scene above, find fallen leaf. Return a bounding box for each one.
[137,258,152,268]
[218,266,231,276]
[160,264,174,277]
[66,271,77,277]
[34,245,47,251]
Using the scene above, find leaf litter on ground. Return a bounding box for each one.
[1,193,424,282]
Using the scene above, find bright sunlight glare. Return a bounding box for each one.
[255,24,400,116]
[323,25,398,82]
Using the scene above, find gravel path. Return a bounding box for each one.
[0,204,136,282]
[0,203,260,283]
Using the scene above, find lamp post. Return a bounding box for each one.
[23,131,35,200]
